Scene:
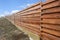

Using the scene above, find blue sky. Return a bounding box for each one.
[0,0,46,17]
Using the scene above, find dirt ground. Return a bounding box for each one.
[0,17,30,40]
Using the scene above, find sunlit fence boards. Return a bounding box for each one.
[19,2,41,36]
[41,0,60,40]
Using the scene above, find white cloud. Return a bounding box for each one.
[3,11,10,15]
[0,11,10,17]
[0,15,5,17]
[11,10,19,13]
[19,3,33,9]
[26,4,32,6]
[0,10,19,17]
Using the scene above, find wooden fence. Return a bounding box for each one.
[41,0,60,40]
[6,0,60,40]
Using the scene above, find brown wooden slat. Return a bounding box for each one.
[42,0,60,10]
[21,10,40,16]
[41,32,60,40]
[19,22,40,36]
[41,35,50,40]
[20,22,40,29]
[20,4,40,14]
[42,0,56,5]
[42,7,60,14]
[20,25,40,36]
[21,16,40,18]
[41,19,60,24]
[41,24,60,31]
[21,13,40,18]
[41,13,60,19]
[20,20,40,24]
[41,28,60,37]
[17,3,40,13]
[20,17,40,21]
